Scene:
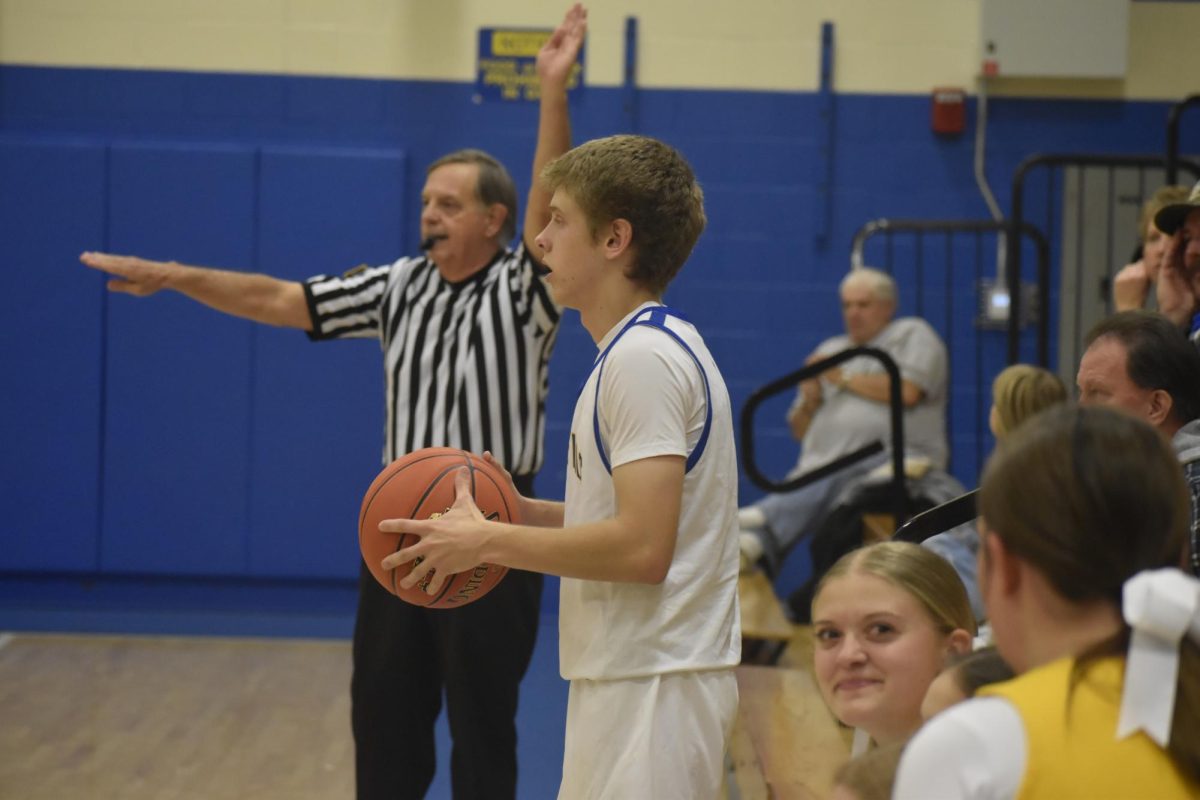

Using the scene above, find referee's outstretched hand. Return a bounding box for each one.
[81,251,173,297]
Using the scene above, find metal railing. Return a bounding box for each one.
[892,489,978,544]
[1166,95,1200,185]
[849,218,1051,480]
[851,218,1052,366]
[740,347,910,527]
[1008,153,1200,374]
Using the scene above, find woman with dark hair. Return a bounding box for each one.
[894,405,1200,798]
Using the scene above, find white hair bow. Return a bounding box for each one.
[1117,568,1200,747]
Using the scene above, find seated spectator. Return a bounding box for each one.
[739,267,949,574]
[894,406,1200,799]
[920,646,1014,721]
[1152,180,1200,346]
[1077,310,1200,575]
[1113,184,1191,312]
[923,364,1067,620]
[811,541,974,754]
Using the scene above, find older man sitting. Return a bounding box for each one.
[740,267,951,577]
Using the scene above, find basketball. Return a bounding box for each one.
[358,447,519,608]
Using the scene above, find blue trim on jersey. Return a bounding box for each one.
[584,305,713,476]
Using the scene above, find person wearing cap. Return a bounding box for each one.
[1152,180,1200,347]
[893,405,1200,799]
[1112,184,1191,312]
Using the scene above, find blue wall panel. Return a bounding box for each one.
[101,143,257,575]
[0,139,106,571]
[249,146,404,578]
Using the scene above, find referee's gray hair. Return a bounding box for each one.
[428,149,519,244]
[840,266,897,305]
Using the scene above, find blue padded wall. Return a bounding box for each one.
[249,146,404,578]
[101,143,257,574]
[0,139,107,571]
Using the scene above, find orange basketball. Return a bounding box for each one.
[358,447,518,608]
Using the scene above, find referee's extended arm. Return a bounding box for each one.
[79,250,311,330]
[78,7,589,332]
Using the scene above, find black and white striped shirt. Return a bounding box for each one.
[303,243,560,476]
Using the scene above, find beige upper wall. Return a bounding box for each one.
[0,0,1195,100]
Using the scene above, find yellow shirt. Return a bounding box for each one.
[980,656,1198,800]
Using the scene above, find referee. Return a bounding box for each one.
[80,5,586,798]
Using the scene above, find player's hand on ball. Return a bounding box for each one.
[481,450,539,521]
[380,467,490,595]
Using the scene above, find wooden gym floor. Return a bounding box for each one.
[0,633,355,800]
[0,588,842,800]
[0,618,571,800]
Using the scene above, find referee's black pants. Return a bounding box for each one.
[351,474,543,800]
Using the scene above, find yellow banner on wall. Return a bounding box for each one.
[476,27,585,102]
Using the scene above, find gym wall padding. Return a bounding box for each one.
[248,146,404,579]
[101,143,258,576]
[1,140,107,572]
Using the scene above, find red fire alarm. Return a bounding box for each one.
[931,87,966,136]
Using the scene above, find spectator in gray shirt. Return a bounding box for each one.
[740,267,949,574]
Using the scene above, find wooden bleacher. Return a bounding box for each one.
[738,571,794,663]
[729,662,849,799]
[733,573,851,798]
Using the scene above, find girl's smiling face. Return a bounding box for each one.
[812,570,966,744]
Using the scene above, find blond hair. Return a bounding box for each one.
[991,364,1068,436]
[541,135,706,295]
[815,541,977,637]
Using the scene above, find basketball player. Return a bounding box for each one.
[381,134,741,799]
